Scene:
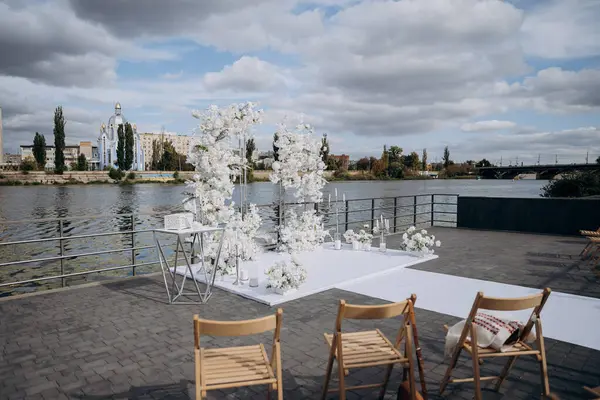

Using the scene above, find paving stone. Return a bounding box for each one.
[0,228,598,399]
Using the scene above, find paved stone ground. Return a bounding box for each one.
[383,227,600,299]
[1,228,599,400]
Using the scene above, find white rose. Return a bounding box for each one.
[435,240,441,247]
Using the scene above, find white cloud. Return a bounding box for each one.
[521,0,600,59]
[203,57,289,92]
[461,120,517,132]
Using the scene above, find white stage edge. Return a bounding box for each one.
[173,243,437,306]
[341,268,600,351]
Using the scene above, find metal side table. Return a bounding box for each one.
[153,225,225,304]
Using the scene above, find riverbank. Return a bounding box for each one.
[0,169,477,185]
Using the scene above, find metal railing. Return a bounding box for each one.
[0,194,457,295]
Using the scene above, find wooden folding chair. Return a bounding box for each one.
[193,309,283,400]
[440,288,552,400]
[580,228,600,259]
[584,237,600,267]
[321,295,420,400]
[585,385,600,399]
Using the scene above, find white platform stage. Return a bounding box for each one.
[173,243,437,306]
[341,268,600,351]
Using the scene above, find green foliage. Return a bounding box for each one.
[356,157,370,171]
[20,157,36,171]
[381,145,389,172]
[326,157,340,171]
[116,124,125,170]
[77,153,88,171]
[159,140,178,170]
[388,162,404,179]
[421,148,428,171]
[443,146,451,169]
[32,132,46,169]
[108,167,125,181]
[69,162,78,171]
[320,133,329,164]
[476,159,492,167]
[388,146,403,163]
[272,132,280,161]
[245,138,256,167]
[151,139,161,170]
[173,170,180,179]
[541,171,600,198]
[53,106,66,174]
[127,172,136,180]
[403,152,420,170]
[124,122,134,170]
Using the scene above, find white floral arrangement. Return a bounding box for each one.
[184,103,266,275]
[357,224,374,243]
[269,122,327,203]
[279,209,329,253]
[343,229,357,243]
[401,226,441,254]
[265,257,307,291]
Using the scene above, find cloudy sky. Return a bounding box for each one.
[1,0,599,165]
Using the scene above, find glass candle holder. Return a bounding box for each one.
[249,264,259,287]
[379,233,387,252]
[334,232,342,250]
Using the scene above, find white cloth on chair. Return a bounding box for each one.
[444,312,536,357]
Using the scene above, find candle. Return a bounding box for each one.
[328,193,331,205]
[385,219,389,230]
[343,193,346,202]
[240,269,249,281]
[376,220,380,230]
[335,188,338,197]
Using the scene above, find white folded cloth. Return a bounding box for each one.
[445,312,536,357]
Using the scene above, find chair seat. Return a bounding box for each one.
[203,344,276,387]
[324,329,405,369]
[581,230,600,236]
[463,340,538,356]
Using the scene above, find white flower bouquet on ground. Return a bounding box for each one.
[265,257,307,294]
[401,226,441,256]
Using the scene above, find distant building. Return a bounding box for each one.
[4,154,21,165]
[138,132,193,170]
[330,154,350,170]
[97,102,144,171]
[20,142,100,170]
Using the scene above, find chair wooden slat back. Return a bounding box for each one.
[195,313,279,338]
[322,294,423,400]
[193,309,284,400]
[440,288,552,400]
[477,292,546,312]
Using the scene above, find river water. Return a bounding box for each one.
[0,180,548,295]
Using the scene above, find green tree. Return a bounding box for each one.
[389,146,403,163]
[320,133,330,164]
[245,138,256,166]
[53,106,66,173]
[32,132,46,170]
[596,156,600,164]
[124,122,134,170]
[77,153,88,171]
[443,146,451,169]
[356,157,370,171]
[151,139,161,170]
[381,145,389,173]
[273,132,280,161]
[20,157,37,171]
[476,159,492,167]
[421,148,428,171]
[116,124,125,170]
[159,140,178,170]
[388,162,404,179]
